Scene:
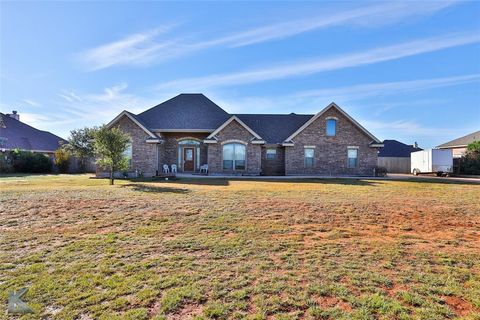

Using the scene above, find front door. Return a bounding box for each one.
[183,147,195,172]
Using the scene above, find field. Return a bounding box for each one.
[0,174,479,320]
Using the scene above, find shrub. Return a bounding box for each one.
[12,149,52,173]
[54,148,70,173]
[460,140,480,175]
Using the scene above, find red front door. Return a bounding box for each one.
[183,148,195,172]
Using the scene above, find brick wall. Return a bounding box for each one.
[285,107,378,176]
[261,146,285,175]
[115,116,158,177]
[207,120,262,175]
[158,132,209,172]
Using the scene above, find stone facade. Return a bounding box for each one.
[207,120,262,175]
[115,115,158,177]
[285,107,378,176]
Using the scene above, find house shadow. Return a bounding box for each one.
[121,183,190,194]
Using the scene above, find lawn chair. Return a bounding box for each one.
[171,164,177,173]
[200,164,208,174]
[162,164,169,173]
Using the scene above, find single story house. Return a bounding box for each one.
[436,130,480,158]
[105,94,384,177]
[0,111,66,154]
[378,140,422,173]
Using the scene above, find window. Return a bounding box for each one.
[223,143,246,170]
[123,143,132,168]
[304,148,314,168]
[347,148,358,168]
[178,139,200,145]
[266,148,276,160]
[326,118,336,136]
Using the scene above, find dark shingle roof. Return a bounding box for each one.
[136,94,230,130]
[437,130,480,148]
[378,139,422,157]
[236,114,313,144]
[0,113,66,152]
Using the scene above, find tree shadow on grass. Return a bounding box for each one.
[121,183,190,194]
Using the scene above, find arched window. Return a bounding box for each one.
[178,139,200,145]
[223,143,246,170]
[326,118,336,136]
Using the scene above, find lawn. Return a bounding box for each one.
[0,174,479,320]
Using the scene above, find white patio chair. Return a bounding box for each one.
[200,164,208,173]
[162,164,169,173]
[171,164,177,173]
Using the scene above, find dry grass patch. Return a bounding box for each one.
[0,174,479,319]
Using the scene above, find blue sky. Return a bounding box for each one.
[1,1,479,148]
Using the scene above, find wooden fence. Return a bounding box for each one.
[378,157,411,174]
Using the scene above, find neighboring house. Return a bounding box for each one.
[378,140,422,173]
[0,111,66,154]
[105,94,383,177]
[436,130,480,158]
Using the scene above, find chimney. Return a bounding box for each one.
[413,141,418,149]
[7,110,19,121]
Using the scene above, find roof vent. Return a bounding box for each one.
[7,110,19,121]
[290,112,296,115]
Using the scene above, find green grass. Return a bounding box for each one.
[0,174,479,319]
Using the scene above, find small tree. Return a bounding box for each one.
[54,148,70,173]
[93,126,131,185]
[63,127,98,172]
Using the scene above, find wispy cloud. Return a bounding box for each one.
[221,1,458,47]
[77,1,458,71]
[22,99,41,107]
[157,32,480,90]
[293,74,480,101]
[77,25,178,71]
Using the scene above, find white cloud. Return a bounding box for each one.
[77,1,458,70]
[77,25,178,71]
[292,74,480,101]
[22,99,41,107]
[156,32,480,90]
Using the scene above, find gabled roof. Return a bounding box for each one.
[284,102,382,144]
[0,113,66,152]
[236,114,313,144]
[437,130,480,148]
[136,93,230,131]
[106,110,157,138]
[205,116,264,141]
[378,140,422,157]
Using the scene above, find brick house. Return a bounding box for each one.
[104,94,383,177]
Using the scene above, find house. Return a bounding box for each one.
[378,140,422,173]
[105,94,383,177]
[436,130,480,158]
[0,111,66,154]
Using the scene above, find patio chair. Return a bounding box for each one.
[200,164,208,173]
[171,164,177,173]
[162,164,170,173]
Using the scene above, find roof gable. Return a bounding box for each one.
[136,94,230,130]
[437,130,480,148]
[106,111,157,138]
[206,116,264,141]
[0,113,66,152]
[284,102,382,144]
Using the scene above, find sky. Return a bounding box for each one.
[1,1,479,148]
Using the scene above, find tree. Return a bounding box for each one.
[54,148,70,173]
[93,126,131,185]
[63,127,98,172]
[462,140,480,175]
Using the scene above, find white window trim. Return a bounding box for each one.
[222,143,247,170]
